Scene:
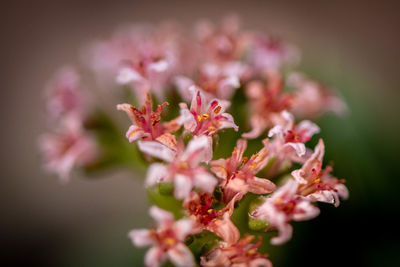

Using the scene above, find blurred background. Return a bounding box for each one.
[1,0,399,266]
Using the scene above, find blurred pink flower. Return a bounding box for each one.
[39,115,96,182]
[129,206,195,267]
[288,72,348,119]
[139,136,217,200]
[243,71,293,139]
[200,235,272,267]
[210,139,275,203]
[117,93,180,150]
[251,179,320,245]
[183,192,241,245]
[291,139,349,207]
[45,66,84,120]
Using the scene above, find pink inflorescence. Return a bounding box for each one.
[40,16,349,267]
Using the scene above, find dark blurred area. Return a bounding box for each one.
[1,0,399,266]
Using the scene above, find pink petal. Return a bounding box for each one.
[292,200,320,221]
[218,113,239,131]
[145,246,165,267]
[146,163,168,187]
[126,125,149,142]
[149,206,174,226]
[335,183,349,200]
[193,171,218,193]
[148,60,169,72]
[248,177,276,195]
[271,223,293,245]
[296,120,320,138]
[268,125,284,139]
[284,142,306,157]
[306,190,335,205]
[190,87,206,114]
[167,243,195,267]
[155,133,178,151]
[137,141,176,162]
[291,169,308,184]
[174,174,193,200]
[208,213,240,245]
[116,67,143,84]
[173,218,193,241]
[249,258,273,267]
[128,229,154,247]
[174,75,195,102]
[210,159,228,179]
[181,135,210,165]
[273,179,299,199]
[178,103,197,132]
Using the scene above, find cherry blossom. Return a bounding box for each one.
[129,206,195,267]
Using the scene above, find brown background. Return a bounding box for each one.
[1,1,399,266]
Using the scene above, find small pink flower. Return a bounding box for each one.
[200,235,272,267]
[288,72,348,119]
[39,115,96,182]
[250,179,320,245]
[291,139,349,207]
[129,206,195,267]
[268,110,320,158]
[248,33,300,71]
[45,67,83,120]
[174,62,242,101]
[242,71,293,139]
[117,93,180,150]
[139,136,217,200]
[183,192,241,245]
[179,88,238,137]
[210,139,275,203]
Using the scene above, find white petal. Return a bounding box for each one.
[167,243,195,267]
[181,135,210,165]
[146,163,168,187]
[174,174,193,200]
[148,60,169,72]
[193,171,217,193]
[138,141,176,162]
[145,246,165,267]
[219,113,239,131]
[296,120,320,138]
[285,142,306,157]
[292,200,320,221]
[291,169,308,184]
[271,223,293,245]
[173,218,193,241]
[126,125,149,142]
[128,229,154,247]
[268,125,284,138]
[149,206,174,225]
[116,67,143,84]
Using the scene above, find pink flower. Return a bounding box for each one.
[129,206,195,267]
[183,192,241,245]
[288,72,348,119]
[174,62,242,101]
[179,88,238,137]
[250,179,320,245]
[39,115,96,182]
[248,33,300,71]
[139,136,217,200]
[45,66,84,120]
[117,93,180,150]
[268,110,320,158]
[242,71,293,139]
[88,24,184,102]
[200,235,272,267]
[210,139,275,203]
[291,139,349,207]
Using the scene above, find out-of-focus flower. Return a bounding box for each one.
[243,70,293,139]
[248,33,300,71]
[88,24,185,102]
[174,62,243,101]
[129,206,195,267]
[250,179,320,245]
[288,72,348,119]
[39,115,96,182]
[183,192,241,245]
[200,235,272,267]
[117,93,180,150]
[139,136,217,200]
[291,139,349,207]
[210,139,275,203]
[45,67,84,120]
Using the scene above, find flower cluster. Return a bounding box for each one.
[40,16,349,266]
